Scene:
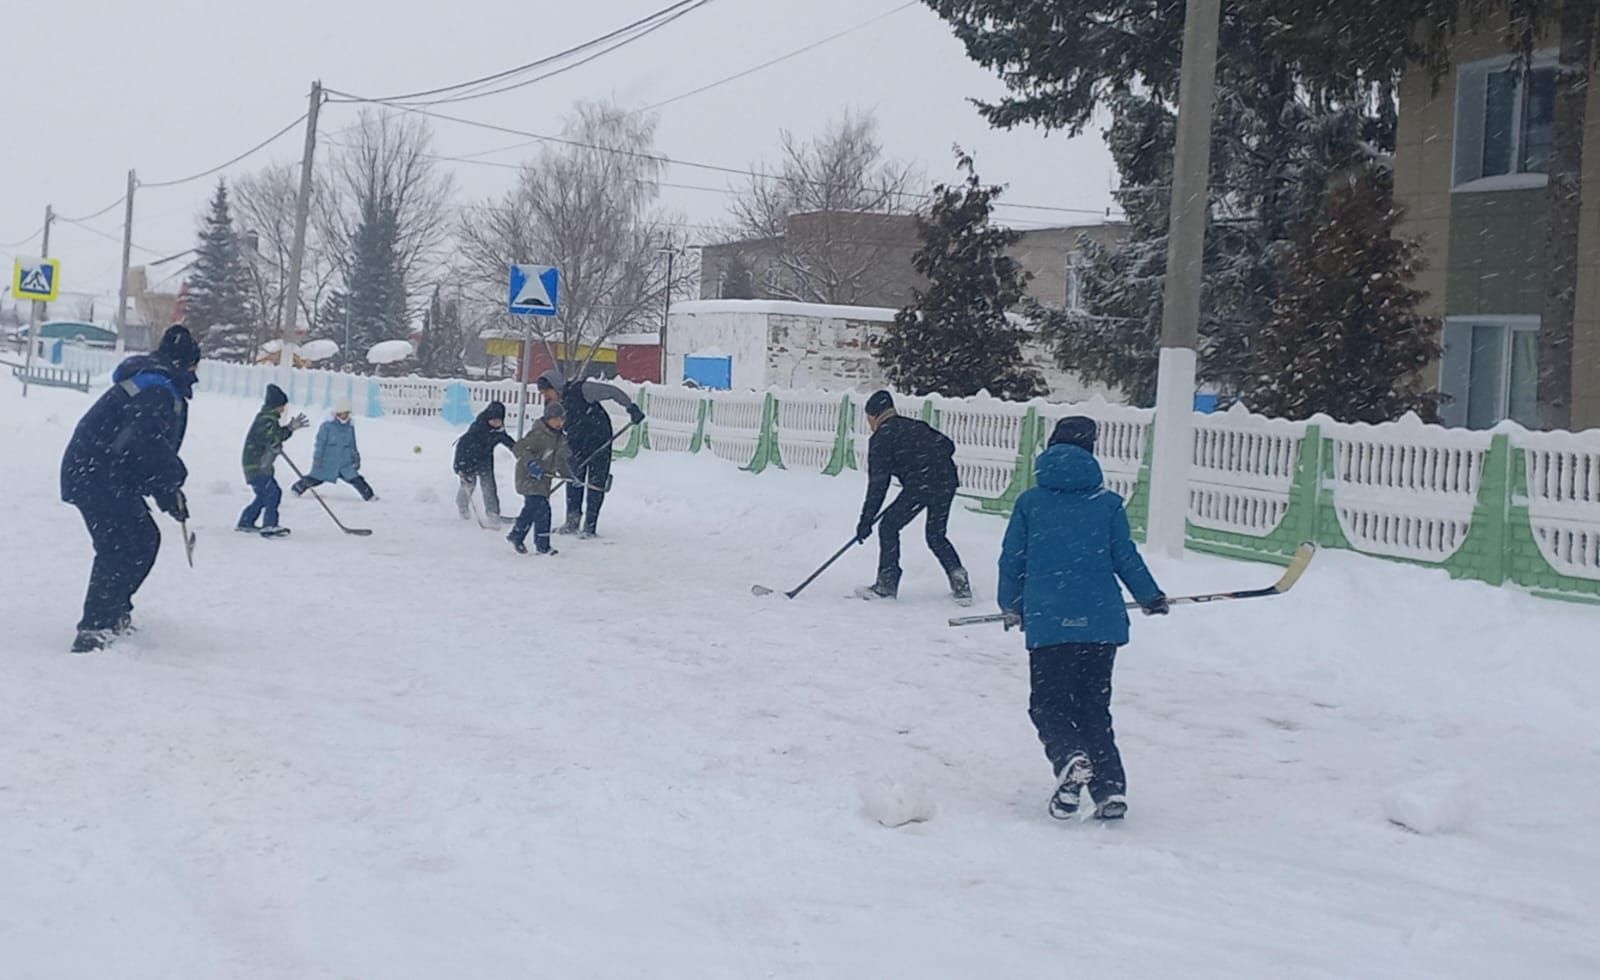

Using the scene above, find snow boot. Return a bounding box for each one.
[948,567,974,607]
[509,534,529,555]
[234,524,260,534]
[290,480,308,496]
[113,613,135,636]
[537,545,559,556]
[259,526,291,539]
[578,527,598,540]
[70,629,116,654]
[556,516,582,536]
[1094,795,1128,821]
[855,568,901,601]
[1049,754,1094,820]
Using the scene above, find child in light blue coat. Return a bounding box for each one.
[291,399,376,501]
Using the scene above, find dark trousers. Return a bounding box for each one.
[293,475,374,500]
[1029,643,1125,799]
[239,474,282,528]
[564,446,611,531]
[74,498,161,632]
[877,487,962,577]
[510,494,553,551]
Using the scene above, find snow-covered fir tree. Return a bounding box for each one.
[1249,165,1442,423]
[415,285,465,378]
[185,180,258,362]
[877,153,1043,400]
[344,198,410,357]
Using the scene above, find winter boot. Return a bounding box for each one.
[235,524,260,533]
[855,568,901,601]
[536,544,559,556]
[948,567,974,606]
[578,526,599,540]
[290,480,308,496]
[1049,754,1094,820]
[70,629,116,654]
[508,534,529,555]
[259,526,291,539]
[1094,795,1128,821]
[113,613,135,636]
[557,515,582,536]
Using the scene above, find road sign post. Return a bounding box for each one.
[14,229,60,399]
[507,264,561,437]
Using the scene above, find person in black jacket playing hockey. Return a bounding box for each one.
[536,368,644,538]
[453,401,515,522]
[59,324,201,652]
[855,389,972,604]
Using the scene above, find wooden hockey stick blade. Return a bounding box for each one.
[182,525,196,568]
[750,584,776,596]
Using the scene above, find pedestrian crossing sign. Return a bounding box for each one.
[13,257,60,302]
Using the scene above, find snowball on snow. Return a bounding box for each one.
[1384,772,1473,835]
[859,775,937,828]
[367,340,415,365]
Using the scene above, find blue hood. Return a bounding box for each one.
[112,353,194,399]
[1034,444,1104,493]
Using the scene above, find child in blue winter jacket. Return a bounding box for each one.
[291,399,376,501]
[998,416,1169,822]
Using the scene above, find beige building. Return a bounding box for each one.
[698,210,1127,314]
[1393,13,1600,429]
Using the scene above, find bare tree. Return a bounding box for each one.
[233,163,342,355]
[316,110,454,352]
[458,101,689,378]
[729,111,922,305]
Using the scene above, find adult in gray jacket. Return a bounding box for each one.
[536,368,644,538]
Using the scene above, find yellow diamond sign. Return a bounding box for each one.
[13,257,60,302]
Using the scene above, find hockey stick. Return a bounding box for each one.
[947,542,1317,627]
[278,452,373,536]
[181,518,196,567]
[751,510,887,599]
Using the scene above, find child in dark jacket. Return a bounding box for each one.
[453,401,514,522]
[237,384,307,537]
[508,401,572,555]
[998,416,1169,822]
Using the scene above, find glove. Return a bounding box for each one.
[159,489,189,522]
[526,460,545,479]
[854,518,874,544]
[1141,594,1171,616]
[627,404,646,425]
[288,413,310,432]
[1002,610,1023,632]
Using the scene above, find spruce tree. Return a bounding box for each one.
[876,153,1044,400]
[415,285,465,378]
[1248,168,1442,423]
[185,180,257,362]
[344,198,410,358]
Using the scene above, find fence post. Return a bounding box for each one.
[366,379,384,418]
[441,381,475,425]
[823,394,854,476]
[690,396,708,453]
[745,392,781,473]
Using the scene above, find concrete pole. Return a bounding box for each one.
[22,204,54,398]
[114,169,137,355]
[279,81,323,380]
[1145,0,1222,558]
[516,316,534,439]
[659,247,676,384]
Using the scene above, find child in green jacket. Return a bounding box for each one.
[508,401,572,555]
[237,384,307,537]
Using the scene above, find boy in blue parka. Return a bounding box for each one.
[291,399,376,501]
[998,416,1169,821]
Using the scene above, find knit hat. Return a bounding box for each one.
[1048,416,1098,452]
[483,401,507,422]
[264,383,288,409]
[543,400,566,421]
[332,398,353,415]
[536,368,565,391]
[864,390,895,418]
[157,324,202,368]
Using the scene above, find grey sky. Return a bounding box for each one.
[2,0,1116,312]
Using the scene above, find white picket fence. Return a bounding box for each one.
[58,346,1600,590]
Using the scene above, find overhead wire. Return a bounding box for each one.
[139,112,311,189]
[637,1,917,113]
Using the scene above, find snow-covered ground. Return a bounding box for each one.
[3,378,1599,978]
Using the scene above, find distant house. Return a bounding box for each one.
[699,210,1128,313]
[1393,10,1600,429]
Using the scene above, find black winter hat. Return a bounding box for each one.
[158,324,202,367]
[483,401,507,421]
[1049,416,1098,452]
[264,383,288,409]
[864,390,896,418]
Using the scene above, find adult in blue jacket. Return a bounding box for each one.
[60,324,201,652]
[998,415,1168,821]
[291,399,376,501]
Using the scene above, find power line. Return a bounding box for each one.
[326,91,1114,219]
[140,112,311,189]
[326,0,713,106]
[58,196,127,223]
[54,215,166,257]
[638,1,917,113]
[2,227,42,249]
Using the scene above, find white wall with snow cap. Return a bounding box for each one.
[664,304,771,389]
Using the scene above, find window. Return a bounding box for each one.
[1065,251,1088,312]
[1439,317,1539,428]
[1453,56,1556,189]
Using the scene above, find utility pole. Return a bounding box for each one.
[1144,0,1222,558]
[21,204,55,399]
[114,169,137,354]
[279,80,323,378]
[658,244,677,385]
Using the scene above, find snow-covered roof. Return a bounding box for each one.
[610,332,660,346]
[671,299,900,323]
[299,339,339,362]
[367,340,415,365]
